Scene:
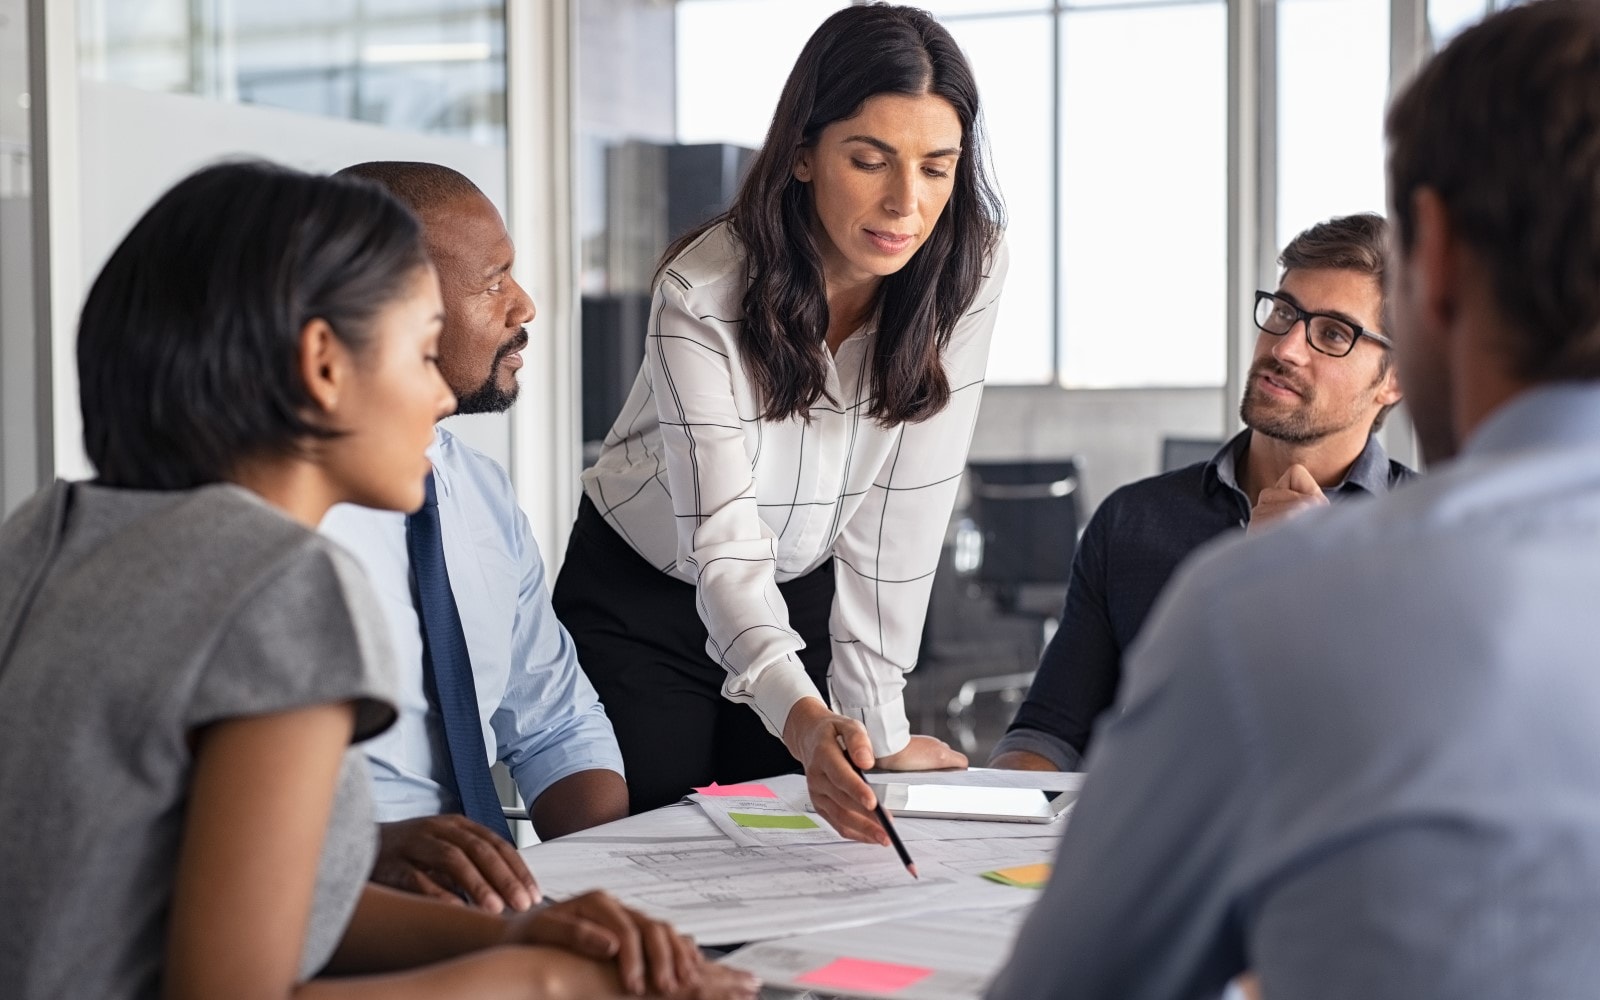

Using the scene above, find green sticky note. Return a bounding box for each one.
[729,811,819,830]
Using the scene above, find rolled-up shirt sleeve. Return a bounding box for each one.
[494,503,626,806]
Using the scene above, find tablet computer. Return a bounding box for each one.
[869,782,1076,823]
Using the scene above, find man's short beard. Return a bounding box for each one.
[1240,393,1323,445]
[454,370,520,415]
[454,329,528,415]
[1239,356,1387,446]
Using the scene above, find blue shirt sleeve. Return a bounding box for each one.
[491,500,626,807]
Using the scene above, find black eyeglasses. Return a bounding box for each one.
[1253,290,1393,358]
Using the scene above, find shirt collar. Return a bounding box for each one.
[1203,430,1252,497]
[1202,428,1394,498]
[426,426,450,499]
[1460,382,1600,460]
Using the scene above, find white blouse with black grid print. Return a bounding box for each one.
[581,223,1009,757]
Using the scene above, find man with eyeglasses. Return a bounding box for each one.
[991,213,1414,774]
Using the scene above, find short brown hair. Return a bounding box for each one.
[1279,213,1397,429]
[1387,0,1600,381]
[1279,212,1388,292]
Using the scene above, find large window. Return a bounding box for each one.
[675,1,842,148]
[76,0,506,142]
[583,0,1451,396]
[941,13,1054,385]
[1275,0,1390,255]
[1054,2,1226,388]
[671,0,1229,388]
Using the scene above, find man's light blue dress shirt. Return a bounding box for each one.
[322,426,624,822]
[991,384,1600,1000]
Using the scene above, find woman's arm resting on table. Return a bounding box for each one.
[164,704,755,1000]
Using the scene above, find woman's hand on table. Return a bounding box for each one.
[875,736,968,772]
[782,700,968,845]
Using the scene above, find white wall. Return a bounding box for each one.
[63,81,514,477]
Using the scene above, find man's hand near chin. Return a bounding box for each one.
[1249,463,1329,534]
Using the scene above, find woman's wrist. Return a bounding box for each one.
[779,697,833,760]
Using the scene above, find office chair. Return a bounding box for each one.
[1161,436,1224,473]
[945,459,1082,755]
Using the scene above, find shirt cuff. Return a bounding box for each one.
[836,698,912,759]
[740,653,828,743]
[988,726,1084,772]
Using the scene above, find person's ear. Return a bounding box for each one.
[299,318,351,415]
[793,147,813,184]
[1408,187,1457,340]
[1374,362,1403,408]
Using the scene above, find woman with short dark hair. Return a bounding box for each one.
[555,3,1009,841]
[0,161,754,1000]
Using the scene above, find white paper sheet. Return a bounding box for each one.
[692,791,851,848]
[721,905,1035,1000]
[520,836,963,945]
[519,825,1055,946]
[518,775,1064,948]
[864,768,1086,792]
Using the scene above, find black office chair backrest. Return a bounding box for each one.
[1161,437,1225,473]
[965,459,1081,589]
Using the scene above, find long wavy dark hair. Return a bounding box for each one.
[660,3,1004,425]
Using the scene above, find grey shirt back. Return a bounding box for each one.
[0,482,396,999]
[990,384,1600,1000]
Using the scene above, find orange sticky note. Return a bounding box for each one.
[692,782,778,798]
[795,957,933,993]
[980,862,1052,889]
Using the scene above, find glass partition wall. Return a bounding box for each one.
[76,0,507,142]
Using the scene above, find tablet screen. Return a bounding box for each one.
[870,782,1075,823]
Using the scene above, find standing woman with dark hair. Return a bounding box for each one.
[0,161,754,1000]
[555,4,1008,842]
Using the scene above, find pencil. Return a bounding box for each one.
[849,759,919,879]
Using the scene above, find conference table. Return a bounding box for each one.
[515,769,1082,1000]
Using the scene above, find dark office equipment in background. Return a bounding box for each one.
[582,141,755,451]
[665,143,753,244]
[939,459,1083,755]
[580,292,652,444]
[965,459,1081,612]
[1161,436,1224,473]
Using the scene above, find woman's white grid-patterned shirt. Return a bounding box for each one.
[582,223,1009,755]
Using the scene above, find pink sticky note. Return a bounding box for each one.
[692,782,778,798]
[795,957,933,993]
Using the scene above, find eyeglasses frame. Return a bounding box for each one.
[1252,289,1394,357]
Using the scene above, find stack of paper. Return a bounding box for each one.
[690,782,845,847]
[719,905,1033,999]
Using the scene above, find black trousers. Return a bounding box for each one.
[553,496,835,814]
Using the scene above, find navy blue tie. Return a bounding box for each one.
[406,472,514,843]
